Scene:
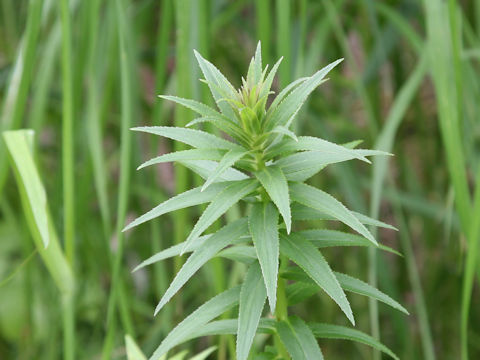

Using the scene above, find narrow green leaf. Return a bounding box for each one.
[254,165,291,233]
[271,125,298,142]
[156,219,248,314]
[276,316,324,360]
[3,130,73,295]
[137,149,225,170]
[282,267,407,314]
[310,323,399,360]
[291,203,397,231]
[267,58,343,129]
[181,179,258,254]
[280,233,354,324]
[253,41,263,83]
[259,57,283,99]
[276,151,366,179]
[4,130,49,247]
[194,50,238,121]
[286,282,319,305]
[132,126,237,150]
[150,286,241,360]
[186,116,247,142]
[237,262,267,360]
[334,272,409,314]
[180,160,248,182]
[159,95,223,118]
[188,346,217,360]
[123,182,231,232]
[298,229,401,256]
[290,183,377,245]
[133,235,211,272]
[186,319,276,339]
[168,351,188,360]
[202,148,248,191]
[249,202,279,312]
[217,245,257,264]
[125,335,147,360]
[267,77,308,113]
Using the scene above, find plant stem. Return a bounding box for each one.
[103,0,134,357]
[256,0,271,66]
[60,0,75,266]
[461,167,480,360]
[276,0,290,88]
[275,256,289,358]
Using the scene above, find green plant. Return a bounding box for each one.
[126,42,406,359]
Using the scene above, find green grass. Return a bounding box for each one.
[1,0,480,359]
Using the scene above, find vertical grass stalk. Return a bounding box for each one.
[103,0,135,357]
[59,0,75,265]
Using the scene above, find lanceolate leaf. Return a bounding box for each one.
[298,229,401,256]
[180,160,248,182]
[271,125,298,142]
[310,323,399,360]
[132,126,237,150]
[237,262,267,360]
[266,58,343,130]
[276,151,367,177]
[259,57,283,99]
[137,149,225,170]
[266,136,374,162]
[202,148,249,191]
[182,179,258,253]
[133,235,211,272]
[252,41,262,83]
[249,202,279,312]
[194,50,238,121]
[186,116,248,143]
[280,233,354,325]
[123,182,231,232]
[290,183,377,245]
[150,286,241,360]
[267,77,308,113]
[254,165,291,233]
[282,267,407,314]
[125,335,147,360]
[186,319,277,339]
[334,272,408,314]
[291,203,397,231]
[276,316,324,360]
[4,130,49,247]
[217,245,257,264]
[189,346,217,360]
[156,219,248,315]
[159,95,224,118]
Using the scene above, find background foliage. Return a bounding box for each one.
[0,0,480,359]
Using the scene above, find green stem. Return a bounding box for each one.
[275,256,289,358]
[392,202,435,360]
[256,0,271,66]
[276,0,290,88]
[103,0,134,357]
[62,293,75,360]
[461,167,480,360]
[60,0,75,266]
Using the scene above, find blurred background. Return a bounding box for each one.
[1,0,480,359]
